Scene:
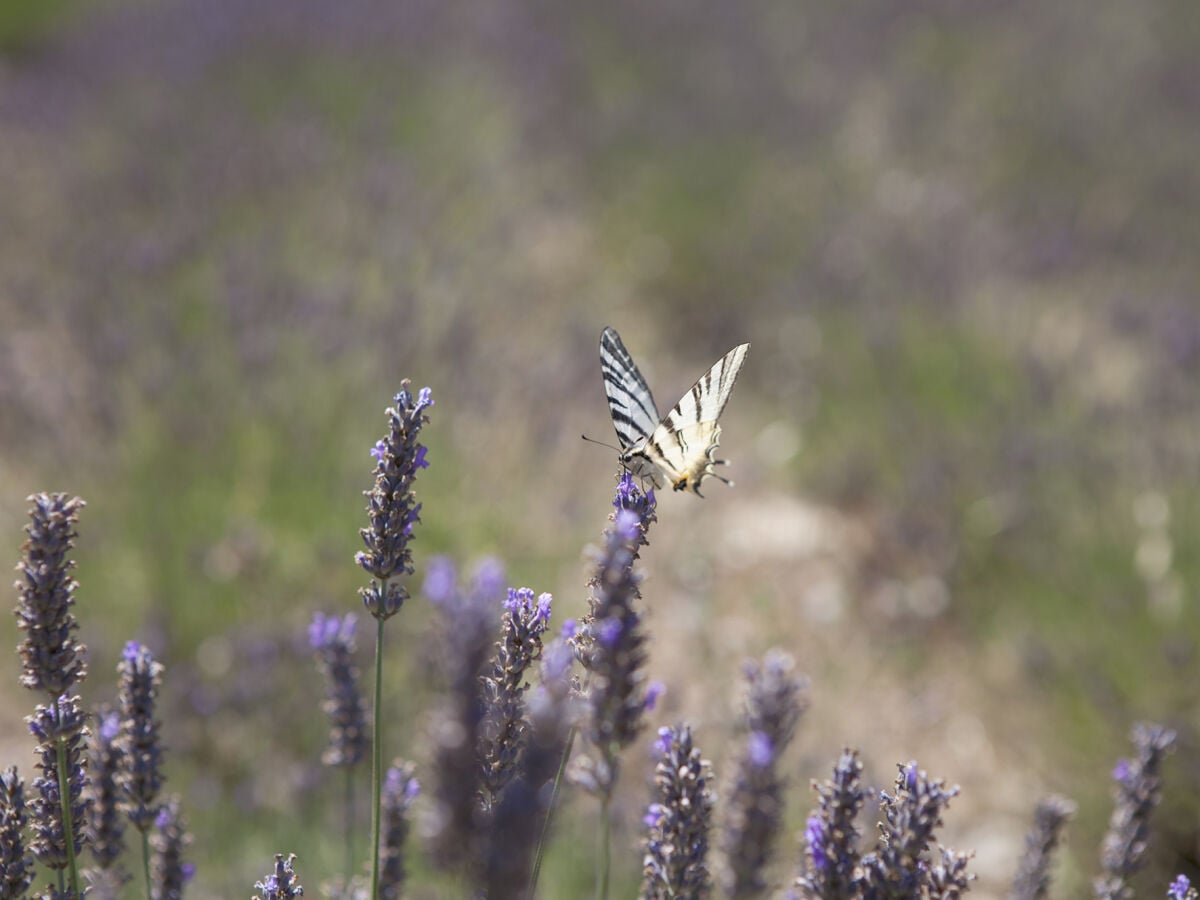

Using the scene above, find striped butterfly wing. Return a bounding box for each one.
[600,326,661,450]
[635,341,750,495]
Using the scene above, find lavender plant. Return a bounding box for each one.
[0,767,34,898]
[116,640,165,898]
[85,708,127,886]
[378,761,418,900]
[355,381,433,900]
[720,649,808,898]
[1169,875,1198,900]
[28,694,90,893]
[254,853,304,900]
[640,724,715,900]
[310,611,370,883]
[149,798,192,900]
[479,587,553,809]
[1009,795,1076,900]
[794,749,867,900]
[1095,724,1177,900]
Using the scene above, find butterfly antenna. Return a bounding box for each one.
[581,433,621,453]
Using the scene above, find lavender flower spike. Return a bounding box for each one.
[357,380,434,621]
[0,767,34,897]
[1010,795,1076,900]
[15,493,88,697]
[721,649,808,899]
[86,708,127,872]
[116,642,165,831]
[1168,875,1198,900]
[379,761,418,900]
[479,588,554,808]
[1095,723,1177,900]
[640,724,714,900]
[28,695,90,871]
[794,748,866,900]
[254,853,304,900]
[309,612,369,768]
[150,797,193,900]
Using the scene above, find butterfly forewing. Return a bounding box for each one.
[599,327,750,496]
[600,326,661,450]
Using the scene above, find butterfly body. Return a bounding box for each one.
[599,326,749,496]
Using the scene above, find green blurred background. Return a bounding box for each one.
[2,1,1199,896]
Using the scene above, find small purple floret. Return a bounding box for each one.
[370,439,387,462]
[806,814,829,873]
[1169,875,1192,900]
[748,730,774,767]
[644,681,665,712]
[653,726,672,757]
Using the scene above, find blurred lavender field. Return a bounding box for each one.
[2,1,1199,896]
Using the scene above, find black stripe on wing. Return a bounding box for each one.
[661,342,750,434]
[600,327,661,448]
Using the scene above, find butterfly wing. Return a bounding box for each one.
[634,341,750,495]
[599,326,661,450]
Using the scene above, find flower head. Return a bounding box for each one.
[116,642,165,831]
[14,494,88,697]
[1010,794,1076,900]
[86,707,127,871]
[28,695,90,870]
[309,612,369,768]
[379,761,418,900]
[254,853,303,900]
[357,381,434,620]
[0,767,34,897]
[640,724,713,899]
[150,797,193,899]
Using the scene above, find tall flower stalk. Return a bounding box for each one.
[569,472,657,899]
[116,642,165,900]
[15,493,89,899]
[640,724,715,899]
[356,381,433,900]
[1010,795,1076,900]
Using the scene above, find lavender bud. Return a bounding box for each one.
[86,709,126,870]
[309,613,369,768]
[116,641,165,831]
[859,762,962,900]
[1095,723,1176,900]
[150,797,192,900]
[357,381,434,621]
[1009,795,1076,900]
[572,477,657,798]
[0,766,34,897]
[928,845,975,900]
[794,750,866,900]
[640,724,714,900]
[14,494,88,697]
[379,761,418,900]
[1168,875,1198,900]
[721,649,808,899]
[28,695,90,870]
[479,588,553,808]
[254,853,303,900]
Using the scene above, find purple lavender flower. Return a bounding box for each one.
[357,381,434,620]
[794,749,865,900]
[572,476,657,799]
[150,797,192,900]
[0,766,34,897]
[85,708,127,871]
[640,724,713,899]
[379,761,418,900]
[309,612,369,768]
[644,681,664,712]
[1010,795,1076,900]
[1168,875,1198,900]
[479,588,554,808]
[116,642,165,831]
[253,853,303,900]
[1095,723,1177,900]
[28,695,90,871]
[14,494,88,697]
[721,649,808,899]
[858,762,963,900]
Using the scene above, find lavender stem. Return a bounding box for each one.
[371,610,386,900]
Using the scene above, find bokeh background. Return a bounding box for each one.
[2,1,1199,897]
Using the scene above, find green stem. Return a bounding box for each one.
[529,723,578,895]
[53,735,81,897]
[345,765,356,890]
[370,608,386,900]
[141,828,152,900]
[596,791,611,900]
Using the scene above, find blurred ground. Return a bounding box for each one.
[2,1,1200,897]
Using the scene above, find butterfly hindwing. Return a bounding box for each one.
[600,326,661,450]
[600,327,749,496]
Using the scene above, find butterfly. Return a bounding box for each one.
[599,326,750,496]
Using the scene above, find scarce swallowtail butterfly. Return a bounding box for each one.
[599,326,750,496]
